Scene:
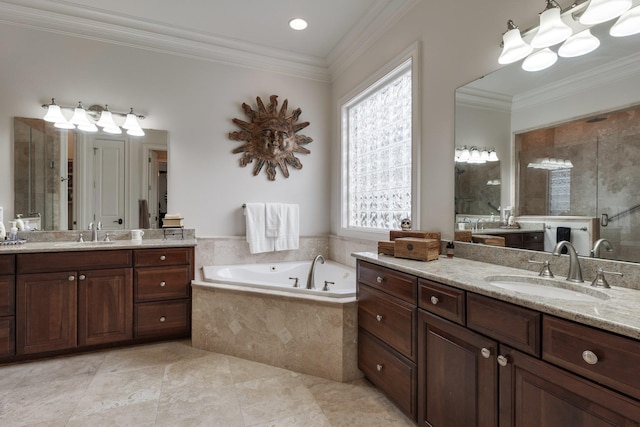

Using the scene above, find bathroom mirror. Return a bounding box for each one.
[14,117,168,231]
[454,22,640,263]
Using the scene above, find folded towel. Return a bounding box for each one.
[164,213,182,219]
[245,203,274,254]
[556,226,571,254]
[274,204,299,251]
[265,203,282,238]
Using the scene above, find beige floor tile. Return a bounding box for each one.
[97,342,170,374]
[15,351,106,387]
[246,408,332,427]
[18,419,68,427]
[66,401,158,427]
[72,365,165,418]
[162,352,233,389]
[0,362,31,390]
[320,394,415,427]
[227,354,291,384]
[164,339,214,363]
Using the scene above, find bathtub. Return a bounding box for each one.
[201,260,356,298]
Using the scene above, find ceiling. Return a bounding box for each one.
[0,0,418,81]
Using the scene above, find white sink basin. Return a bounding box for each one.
[484,275,609,302]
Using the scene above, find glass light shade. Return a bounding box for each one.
[54,121,75,129]
[289,18,308,30]
[580,0,631,25]
[96,109,118,129]
[558,29,600,57]
[78,123,98,132]
[522,48,558,72]
[468,148,485,164]
[70,105,93,126]
[102,126,122,135]
[480,149,490,161]
[488,150,499,161]
[459,147,471,162]
[499,28,534,64]
[126,126,145,136]
[531,7,573,48]
[43,104,67,123]
[122,112,140,129]
[610,5,640,37]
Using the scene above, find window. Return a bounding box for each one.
[340,45,419,238]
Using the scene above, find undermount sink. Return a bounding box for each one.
[53,241,116,247]
[484,275,610,302]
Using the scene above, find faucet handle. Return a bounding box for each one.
[103,233,111,242]
[289,277,299,288]
[77,233,85,243]
[591,268,623,288]
[528,259,554,278]
[322,281,334,292]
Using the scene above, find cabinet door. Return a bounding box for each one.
[16,272,77,355]
[418,310,498,427]
[78,268,133,346]
[499,346,640,427]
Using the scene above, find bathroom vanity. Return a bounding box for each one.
[0,239,194,362]
[355,255,640,425]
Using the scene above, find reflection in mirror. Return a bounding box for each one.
[13,118,168,231]
[455,161,501,216]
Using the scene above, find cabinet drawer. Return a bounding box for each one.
[0,276,15,317]
[0,255,15,275]
[467,293,540,356]
[0,317,15,357]
[135,300,190,338]
[543,316,640,401]
[357,261,417,304]
[358,284,416,360]
[135,266,191,302]
[418,279,465,325]
[134,247,192,267]
[358,329,416,420]
[17,250,132,274]
[523,232,543,243]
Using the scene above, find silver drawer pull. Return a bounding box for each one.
[160,281,166,287]
[497,355,509,367]
[79,274,86,281]
[582,350,599,365]
[160,255,166,261]
[68,275,75,281]
[376,364,383,372]
[159,316,166,323]
[430,296,439,305]
[481,348,491,359]
[376,314,383,322]
[376,276,383,283]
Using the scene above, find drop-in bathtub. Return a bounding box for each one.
[191,259,361,382]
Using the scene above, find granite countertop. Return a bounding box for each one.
[0,238,197,254]
[472,228,545,234]
[352,252,640,341]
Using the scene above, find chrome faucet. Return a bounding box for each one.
[306,254,325,289]
[552,240,583,283]
[88,221,102,242]
[590,238,614,258]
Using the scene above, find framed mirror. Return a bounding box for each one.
[13,118,168,231]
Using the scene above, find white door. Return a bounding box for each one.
[93,139,126,229]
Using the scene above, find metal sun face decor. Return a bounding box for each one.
[228,95,312,180]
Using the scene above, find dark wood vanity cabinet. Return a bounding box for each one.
[0,255,16,357]
[489,231,544,251]
[356,260,640,426]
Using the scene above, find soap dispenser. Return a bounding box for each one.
[15,215,24,231]
[9,221,18,241]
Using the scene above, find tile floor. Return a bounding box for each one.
[0,340,414,426]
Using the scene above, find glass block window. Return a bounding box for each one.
[549,169,571,215]
[343,59,413,232]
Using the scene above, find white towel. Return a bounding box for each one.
[244,203,274,254]
[274,204,299,251]
[265,203,282,238]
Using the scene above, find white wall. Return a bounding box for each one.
[330,0,542,240]
[0,24,330,236]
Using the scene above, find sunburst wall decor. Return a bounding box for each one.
[228,95,312,180]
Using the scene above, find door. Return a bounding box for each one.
[16,272,77,354]
[418,310,498,427]
[78,268,133,346]
[93,138,126,229]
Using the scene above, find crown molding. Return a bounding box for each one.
[456,87,513,113]
[0,0,331,82]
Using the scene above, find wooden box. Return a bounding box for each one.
[394,238,440,262]
[390,230,441,241]
[454,230,472,242]
[377,241,395,256]
[472,234,506,247]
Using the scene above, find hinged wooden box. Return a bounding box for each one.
[377,241,395,256]
[394,238,440,262]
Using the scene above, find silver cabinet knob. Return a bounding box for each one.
[160,255,166,261]
[376,276,383,283]
[79,274,86,281]
[160,281,166,287]
[430,296,439,305]
[68,275,75,281]
[376,314,383,322]
[497,355,509,367]
[481,348,491,359]
[582,350,599,365]
[376,364,383,372]
[160,316,166,323]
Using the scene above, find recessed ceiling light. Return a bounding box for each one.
[289,18,308,31]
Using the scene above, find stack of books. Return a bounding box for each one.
[163,213,183,228]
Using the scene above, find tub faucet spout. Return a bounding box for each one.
[552,240,583,283]
[306,255,325,289]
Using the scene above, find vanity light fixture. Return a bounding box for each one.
[41,99,145,136]
[289,18,308,30]
[499,0,639,72]
[527,157,574,170]
[455,146,499,163]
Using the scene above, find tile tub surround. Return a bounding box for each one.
[352,252,640,340]
[191,281,360,383]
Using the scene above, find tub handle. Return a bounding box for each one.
[322,281,334,291]
[289,277,299,288]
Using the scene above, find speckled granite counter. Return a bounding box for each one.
[0,238,196,254]
[352,252,640,341]
[472,227,545,234]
